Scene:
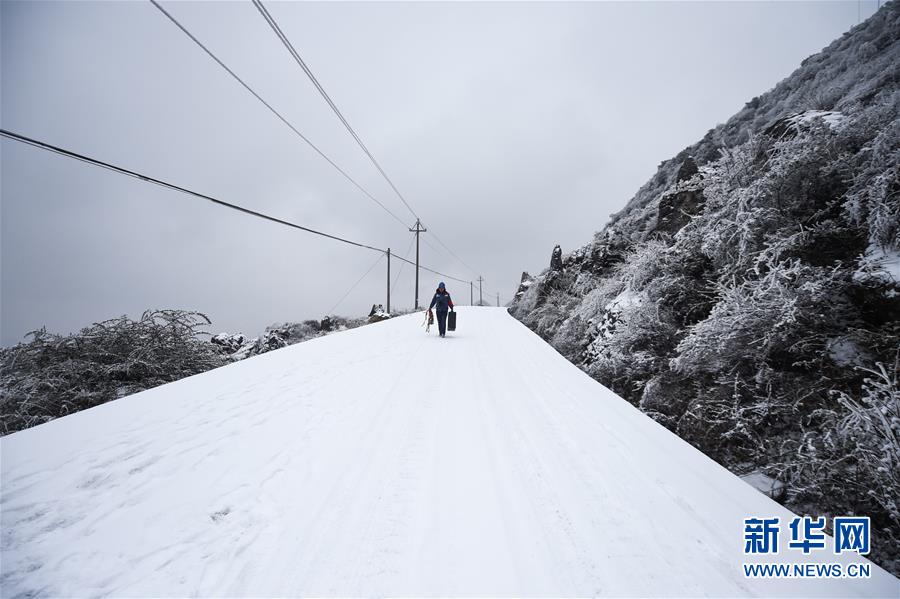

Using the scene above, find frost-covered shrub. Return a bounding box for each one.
[842,109,900,248]
[672,261,845,376]
[776,359,900,573]
[229,316,365,360]
[616,240,670,291]
[674,380,771,463]
[517,269,582,343]
[550,315,590,360]
[640,371,695,431]
[833,362,900,525]
[1,309,378,434]
[0,310,226,435]
[583,294,679,405]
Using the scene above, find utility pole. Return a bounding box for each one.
[470,281,474,305]
[386,248,391,314]
[477,276,484,306]
[496,292,500,307]
[409,219,426,309]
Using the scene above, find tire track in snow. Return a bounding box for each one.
[470,317,596,595]
[261,330,429,595]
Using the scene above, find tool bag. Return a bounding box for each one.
[447,310,457,332]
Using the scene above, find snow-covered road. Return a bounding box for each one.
[1,308,897,597]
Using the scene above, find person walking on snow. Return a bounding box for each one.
[428,282,454,337]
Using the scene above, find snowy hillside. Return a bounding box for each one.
[1,309,896,597]
[508,2,900,574]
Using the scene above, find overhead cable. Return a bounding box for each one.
[1,128,385,253]
[149,0,409,229]
[252,0,420,222]
[2,128,476,287]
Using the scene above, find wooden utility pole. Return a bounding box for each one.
[470,281,474,305]
[477,276,484,306]
[496,292,500,307]
[409,219,426,309]
[386,248,391,314]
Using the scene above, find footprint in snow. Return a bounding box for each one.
[210,507,231,523]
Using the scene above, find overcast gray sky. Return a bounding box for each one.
[0,1,880,345]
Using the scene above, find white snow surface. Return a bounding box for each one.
[855,244,900,287]
[787,109,845,129]
[739,472,786,500]
[1,308,897,597]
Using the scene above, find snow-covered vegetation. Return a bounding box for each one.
[212,315,366,361]
[509,4,900,575]
[0,309,380,436]
[0,310,226,434]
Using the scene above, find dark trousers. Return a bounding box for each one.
[436,309,448,335]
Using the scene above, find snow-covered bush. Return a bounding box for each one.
[776,358,900,575]
[220,316,366,361]
[673,261,841,377]
[0,310,226,435]
[831,361,900,532]
[1,308,380,435]
[842,106,900,248]
[583,290,679,405]
[517,269,581,342]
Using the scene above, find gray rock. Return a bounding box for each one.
[514,272,534,299]
[550,245,563,271]
[368,304,391,323]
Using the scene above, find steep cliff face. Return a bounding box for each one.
[509,4,900,574]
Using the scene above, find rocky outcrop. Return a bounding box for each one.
[656,158,704,235]
[514,272,534,299]
[210,333,246,354]
[676,156,698,182]
[214,315,366,361]
[550,245,563,271]
[368,304,391,323]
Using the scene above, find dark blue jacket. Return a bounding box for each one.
[429,290,454,312]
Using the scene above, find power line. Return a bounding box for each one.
[2,128,479,290]
[1,128,386,253]
[251,0,492,285]
[392,255,469,285]
[420,235,480,281]
[149,0,409,230]
[329,253,384,314]
[390,235,416,306]
[251,0,420,223]
[427,231,480,278]
[418,234,497,295]
[154,0,489,297]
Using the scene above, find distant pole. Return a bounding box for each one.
[470,281,474,305]
[409,219,427,309]
[477,276,484,306]
[496,292,500,307]
[386,248,391,314]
